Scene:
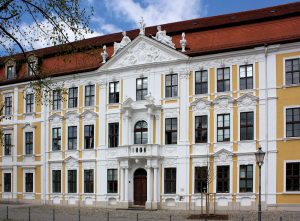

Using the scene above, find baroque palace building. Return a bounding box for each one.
[0,2,300,211]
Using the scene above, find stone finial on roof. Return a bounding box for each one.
[180,32,187,52]
[152,25,175,49]
[101,45,108,63]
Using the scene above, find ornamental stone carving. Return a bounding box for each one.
[152,25,175,49]
[112,31,131,56]
[191,98,211,112]
[139,17,146,35]
[101,45,108,63]
[237,93,258,108]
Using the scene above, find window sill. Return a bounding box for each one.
[283,83,300,88]
[284,137,300,142]
[282,191,300,195]
[162,96,179,101]
[23,112,35,116]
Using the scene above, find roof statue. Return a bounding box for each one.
[112,31,131,56]
[139,17,146,35]
[180,32,187,52]
[101,45,108,63]
[152,25,175,49]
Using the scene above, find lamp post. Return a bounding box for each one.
[255,147,265,221]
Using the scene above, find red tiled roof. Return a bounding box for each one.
[1,2,300,85]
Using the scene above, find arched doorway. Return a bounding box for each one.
[134,168,147,205]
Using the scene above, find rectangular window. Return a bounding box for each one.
[165,118,177,144]
[7,66,14,80]
[109,82,119,104]
[28,61,36,76]
[286,108,300,137]
[217,114,230,142]
[108,123,119,148]
[52,90,61,110]
[217,67,230,92]
[4,134,12,156]
[4,96,12,116]
[286,162,300,191]
[68,87,78,108]
[25,132,33,155]
[107,169,118,193]
[239,64,253,90]
[217,166,230,193]
[136,77,148,100]
[4,173,11,192]
[85,85,95,106]
[194,166,208,193]
[25,94,34,113]
[84,169,94,193]
[240,112,254,140]
[25,173,33,192]
[165,74,178,98]
[195,70,208,94]
[68,126,77,150]
[84,125,94,149]
[195,115,208,143]
[239,165,253,192]
[285,58,300,85]
[68,170,77,193]
[52,128,61,151]
[52,170,61,193]
[164,168,176,194]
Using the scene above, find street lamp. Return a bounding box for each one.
[255,147,265,221]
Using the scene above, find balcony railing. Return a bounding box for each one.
[117,144,162,158]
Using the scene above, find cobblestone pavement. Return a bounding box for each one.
[0,203,299,221]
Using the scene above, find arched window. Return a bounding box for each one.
[134,121,148,144]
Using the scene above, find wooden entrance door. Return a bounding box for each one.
[134,168,147,206]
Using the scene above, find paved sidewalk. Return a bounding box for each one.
[0,203,299,221]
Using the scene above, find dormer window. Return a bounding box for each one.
[7,66,14,80]
[28,61,37,76]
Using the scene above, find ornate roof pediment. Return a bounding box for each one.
[122,97,134,109]
[213,95,234,107]
[64,156,78,167]
[100,35,188,70]
[236,93,258,107]
[80,110,98,119]
[48,113,64,122]
[190,98,211,111]
[214,148,233,161]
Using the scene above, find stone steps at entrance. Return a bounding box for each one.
[117,206,157,211]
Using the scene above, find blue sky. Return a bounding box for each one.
[86,0,300,35]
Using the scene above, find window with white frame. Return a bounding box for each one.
[84,125,94,149]
[4,96,12,116]
[68,170,77,193]
[194,166,208,193]
[68,126,77,150]
[286,107,300,137]
[239,165,253,192]
[217,67,230,92]
[25,132,33,155]
[195,70,208,94]
[85,85,95,106]
[285,58,300,85]
[240,112,254,141]
[217,165,230,193]
[52,127,61,151]
[165,74,178,98]
[109,82,119,104]
[25,93,34,113]
[107,169,118,193]
[239,64,253,90]
[68,87,78,108]
[4,173,12,192]
[4,134,12,156]
[25,173,33,192]
[52,170,61,193]
[164,167,176,194]
[136,77,148,101]
[195,115,208,143]
[217,114,230,142]
[28,61,37,76]
[286,162,300,191]
[84,169,94,193]
[52,90,61,110]
[108,123,119,148]
[7,66,14,80]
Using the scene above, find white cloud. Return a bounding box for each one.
[104,0,207,27]
[91,16,121,34]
